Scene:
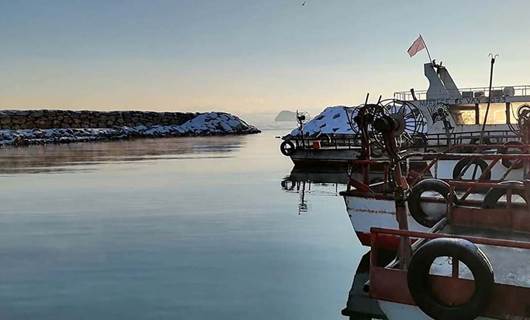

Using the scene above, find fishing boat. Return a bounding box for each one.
[279,106,361,167]
[341,151,529,248]
[280,59,530,167]
[354,114,530,319]
[368,177,530,320]
[341,103,530,249]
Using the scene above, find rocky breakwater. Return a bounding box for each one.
[0,110,260,146]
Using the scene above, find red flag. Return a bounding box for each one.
[407,35,426,57]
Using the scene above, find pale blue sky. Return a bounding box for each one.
[1,0,529,114]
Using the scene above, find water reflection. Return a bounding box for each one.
[0,136,246,174]
[0,131,359,319]
[342,251,395,320]
[281,167,349,215]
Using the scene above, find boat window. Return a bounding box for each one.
[479,103,507,124]
[449,105,476,125]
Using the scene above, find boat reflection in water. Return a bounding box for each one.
[280,166,393,319]
[0,135,246,174]
[342,251,395,320]
[281,167,349,214]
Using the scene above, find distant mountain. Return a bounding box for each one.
[274,110,297,122]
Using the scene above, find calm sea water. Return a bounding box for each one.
[0,130,366,320]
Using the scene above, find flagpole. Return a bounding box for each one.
[420,34,433,64]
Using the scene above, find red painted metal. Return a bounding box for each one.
[371,227,530,251]
[448,180,527,189]
[356,231,400,250]
[450,206,530,233]
[370,266,530,317]
[347,150,530,202]
[370,227,530,318]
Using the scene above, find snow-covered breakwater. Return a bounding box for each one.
[0,111,260,146]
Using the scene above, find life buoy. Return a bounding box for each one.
[500,141,524,169]
[280,140,296,156]
[482,181,528,209]
[452,158,491,181]
[407,179,451,227]
[407,238,494,320]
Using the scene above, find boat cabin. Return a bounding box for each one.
[394,62,530,144]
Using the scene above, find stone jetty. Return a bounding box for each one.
[0,110,260,146]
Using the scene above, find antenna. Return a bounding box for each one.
[479,53,499,143]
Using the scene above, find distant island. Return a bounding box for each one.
[274,110,297,122]
[0,110,260,147]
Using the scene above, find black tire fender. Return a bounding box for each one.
[280,140,296,156]
[407,179,451,227]
[452,158,491,181]
[482,181,528,209]
[500,141,524,169]
[407,238,494,320]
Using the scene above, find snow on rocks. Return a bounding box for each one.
[288,106,356,137]
[0,112,260,147]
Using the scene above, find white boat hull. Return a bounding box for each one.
[343,195,431,248]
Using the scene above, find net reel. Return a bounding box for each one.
[370,99,426,149]
[348,103,387,156]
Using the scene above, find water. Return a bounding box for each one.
[0,131,367,320]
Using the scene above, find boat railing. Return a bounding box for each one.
[286,129,519,151]
[372,227,530,254]
[403,149,530,186]
[370,227,530,269]
[423,129,519,148]
[344,148,530,197]
[394,84,530,101]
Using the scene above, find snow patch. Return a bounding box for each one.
[288,106,356,137]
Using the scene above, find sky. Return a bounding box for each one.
[1,0,530,116]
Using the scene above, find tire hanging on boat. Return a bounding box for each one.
[407,238,494,320]
[500,141,524,169]
[482,181,528,209]
[452,158,491,180]
[280,140,296,156]
[407,179,451,228]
